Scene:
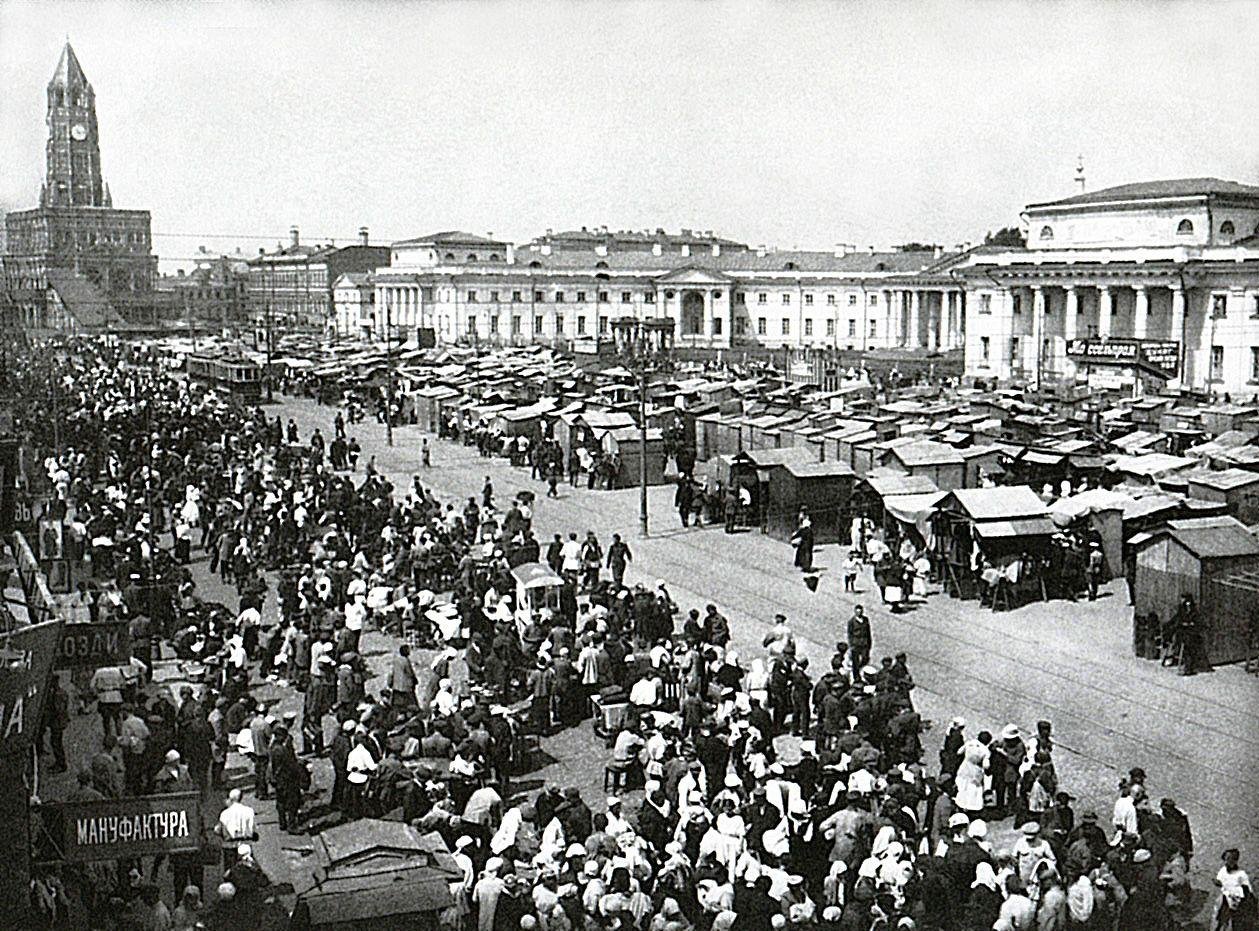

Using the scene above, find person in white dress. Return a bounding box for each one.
[955,735,990,813]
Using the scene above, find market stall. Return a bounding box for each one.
[934,485,1056,603]
[1132,515,1259,665]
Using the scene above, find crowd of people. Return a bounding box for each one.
[3,336,1253,931]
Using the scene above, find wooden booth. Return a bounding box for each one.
[763,459,855,544]
[1132,515,1259,666]
[934,485,1056,604]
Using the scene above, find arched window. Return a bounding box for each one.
[466,254,478,262]
[1176,219,1194,235]
[444,252,455,261]
[595,261,609,269]
[1220,220,1236,237]
[1039,225,1054,240]
[784,261,798,270]
[874,262,888,272]
[665,290,676,299]
[488,253,500,261]
[529,261,542,268]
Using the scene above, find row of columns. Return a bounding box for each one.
[883,288,965,350]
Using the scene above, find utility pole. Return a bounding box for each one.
[265,261,274,402]
[639,358,648,537]
[385,293,395,447]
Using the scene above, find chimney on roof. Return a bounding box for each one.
[545,228,553,236]
[540,244,552,256]
[505,243,515,264]
[599,225,608,234]
[712,243,721,257]
[652,242,662,257]
[581,226,587,233]
[681,243,691,257]
[933,245,943,258]
[358,227,369,246]
[258,247,266,256]
[756,245,767,257]
[595,244,608,257]
[834,243,855,257]
[1074,155,1086,193]
[656,228,665,235]
[289,226,300,247]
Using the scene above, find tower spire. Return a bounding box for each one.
[50,40,90,89]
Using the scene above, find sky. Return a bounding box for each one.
[2,0,1258,270]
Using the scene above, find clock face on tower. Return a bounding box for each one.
[71,123,87,141]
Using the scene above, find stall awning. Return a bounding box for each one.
[972,516,1057,538]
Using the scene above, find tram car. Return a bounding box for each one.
[184,353,263,400]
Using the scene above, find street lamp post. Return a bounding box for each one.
[639,361,648,537]
[385,293,394,447]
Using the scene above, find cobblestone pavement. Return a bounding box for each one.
[285,395,1259,883]
[40,391,1259,913]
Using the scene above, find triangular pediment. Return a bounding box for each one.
[654,265,734,285]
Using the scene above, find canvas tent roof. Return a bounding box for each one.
[1152,516,1259,560]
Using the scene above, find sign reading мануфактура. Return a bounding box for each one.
[54,792,201,862]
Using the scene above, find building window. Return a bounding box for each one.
[512,291,522,302]
[826,319,835,337]
[577,316,586,335]
[758,293,767,304]
[1177,219,1194,235]
[735,292,746,304]
[1252,294,1259,319]
[869,293,878,305]
[512,316,521,334]
[979,294,992,314]
[782,318,790,335]
[621,291,632,303]
[1012,294,1023,314]
[735,318,747,335]
[1211,345,1225,380]
[804,319,813,336]
[576,291,586,302]
[782,294,791,305]
[665,290,676,299]
[804,294,814,306]
[555,292,566,302]
[534,314,543,332]
[1212,294,1228,319]
[826,294,836,306]
[848,320,857,337]
[981,336,990,362]
[1252,347,1259,381]
[645,292,655,303]
[846,294,856,306]
[466,316,477,333]
[489,291,499,302]
[1039,225,1054,240]
[468,290,478,302]
[467,253,478,262]
[490,315,499,333]
[1221,220,1236,238]
[757,317,767,335]
[869,319,877,337]
[598,291,609,302]
[713,317,723,335]
[534,290,544,302]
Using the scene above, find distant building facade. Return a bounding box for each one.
[155,250,250,328]
[247,226,389,331]
[368,227,966,351]
[957,178,1259,395]
[331,272,376,338]
[3,43,157,332]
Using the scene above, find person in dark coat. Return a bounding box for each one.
[1119,848,1171,931]
[329,720,353,812]
[675,478,694,528]
[269,726,305,832]
[791,511,815,572]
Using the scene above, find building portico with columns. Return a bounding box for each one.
[363,227,968,353]
[957,179,1259,394]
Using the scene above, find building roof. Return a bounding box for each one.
[886,439,964,468]
[1163,516,1259,560]
[1028,178,1259,210]
[51,42,89,89]
[45,269,123,329]
[734,446,819,469]
[947,485,1048,521]
[509,246,942,277]
[393,231,508,247]
[1186,468,1259,491]
[781,460,855,479]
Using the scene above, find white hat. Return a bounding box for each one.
[565,843,585,858]
[967,819,988,839]
[948,813,970,829]
[454,836,474,851]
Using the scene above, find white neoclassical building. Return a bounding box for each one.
[365,228,968,353]
[956,178,1259,394]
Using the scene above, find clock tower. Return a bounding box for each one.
[41,41,107,208]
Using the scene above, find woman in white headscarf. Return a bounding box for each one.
[746,659,769,706]
[966,861,1003,930]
